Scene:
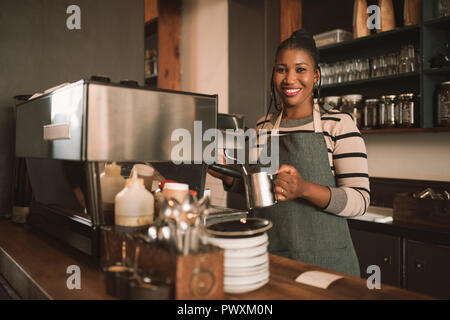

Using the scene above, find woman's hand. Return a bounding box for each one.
[274,164,307,201]
[274,164,331,209]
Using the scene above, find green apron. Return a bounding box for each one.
[255,105,360,277]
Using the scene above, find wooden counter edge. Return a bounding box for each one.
[0,220,433,300]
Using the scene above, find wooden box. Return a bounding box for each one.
[393,193,450,229]
[100,227,224,300]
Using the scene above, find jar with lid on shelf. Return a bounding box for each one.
[399,93,416,128]
[362,99,379,129]
[437,81,450,127]
[324,96,342,111]
[342,94,363,129]
[380,95,398,128]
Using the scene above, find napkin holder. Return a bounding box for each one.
[393,193,450,229]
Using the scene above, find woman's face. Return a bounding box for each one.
[273,48,319,110]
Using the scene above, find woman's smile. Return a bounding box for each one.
[281,86,303,97]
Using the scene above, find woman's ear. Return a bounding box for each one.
[314,67,321,85]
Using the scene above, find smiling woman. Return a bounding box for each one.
[213,29,370,278]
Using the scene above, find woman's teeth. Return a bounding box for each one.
[283,88,301,96]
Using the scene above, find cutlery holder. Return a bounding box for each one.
[393,193,450,229]
[100,227,224,300]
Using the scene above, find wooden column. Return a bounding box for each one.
[157,0,180,90]
[145,0,158,22]
[279,0,303,42]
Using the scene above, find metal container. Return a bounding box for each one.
[313,29,352,48]
[249,172,277,208]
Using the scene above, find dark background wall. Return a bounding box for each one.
[228,0,280,129]
[227,0,279,209]
[0,0,144,216]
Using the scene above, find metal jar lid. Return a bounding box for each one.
[342,94,363,102]
[399,93,414,98]
[365,99,380,103]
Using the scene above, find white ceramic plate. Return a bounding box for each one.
[224,241,268,258]
[225,261,269,277]
[224,277,270,294]
[224,252,268,268]
[224,267,269,278]
[224,270,269,286]
[206,233,268,250]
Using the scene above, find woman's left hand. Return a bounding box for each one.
[274,164,308,201]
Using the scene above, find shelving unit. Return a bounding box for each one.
[145,18,158,88]
[317,0,450,133]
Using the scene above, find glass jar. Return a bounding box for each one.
[381,95,398,128]
[399,93,416,127]
[437,81,450,127]
[324,96,342,111]
[362,99,379,129]
[342,94,363,128]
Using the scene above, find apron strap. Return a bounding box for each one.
[272,104,323,134]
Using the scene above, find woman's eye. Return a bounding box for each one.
[296,67,306,73]
[276,67,286,73]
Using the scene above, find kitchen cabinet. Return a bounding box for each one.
[349,219,450,299]
[406,240,450,299]
[350,229,402,287]
[302,0,450,133]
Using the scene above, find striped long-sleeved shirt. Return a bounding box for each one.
[252,107,370,217]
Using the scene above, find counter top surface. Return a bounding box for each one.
[348,206,450,247]
[0,220,431,300]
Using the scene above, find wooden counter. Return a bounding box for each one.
[0,220,431,300]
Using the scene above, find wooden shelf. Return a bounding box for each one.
[423,15,450,28]
[322,72,420,90]
[360,127,450,134]
[424,66,450,76]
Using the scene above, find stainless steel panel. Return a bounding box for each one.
[15,81,85,160]
[86,84,217,162]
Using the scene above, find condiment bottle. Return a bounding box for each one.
[114,170,154,230]
[100,162,125,212]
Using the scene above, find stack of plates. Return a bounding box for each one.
[205,218,272,294]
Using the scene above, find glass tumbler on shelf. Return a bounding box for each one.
[361,58,370,79]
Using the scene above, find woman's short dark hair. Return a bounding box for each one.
[276,29,320,68]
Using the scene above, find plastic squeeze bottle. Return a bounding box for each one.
[100,162,125,212]
[114,169,154,229]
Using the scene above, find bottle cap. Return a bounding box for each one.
[164,182,189,191]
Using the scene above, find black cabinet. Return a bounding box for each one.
[350,229,402,288]
[406,240,450,299]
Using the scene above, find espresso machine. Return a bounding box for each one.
[15,79,218,260]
